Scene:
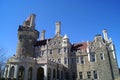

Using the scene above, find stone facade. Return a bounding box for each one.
[3,14,119,80]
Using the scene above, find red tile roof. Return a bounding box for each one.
[72,42,88,51]
[35,39,89,51]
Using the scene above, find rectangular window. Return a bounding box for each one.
[93,70,98,79]
[76,57,79,63]
[64,57,67,64]
[87,71,91,79]
[58,58,61,63]
[68,48,69,53]
[50,50,52,54]
[58,49,61,54]
[64,47,67,53]
[79,72,83,79]
[80,56,85,64]
[41,51,44,56]
[72,72,75,79]
[64,48,67,53]
[100,53,104,60]
[90,53,96,62]
[71,58,75,64]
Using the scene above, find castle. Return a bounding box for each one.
[3,14,119,80]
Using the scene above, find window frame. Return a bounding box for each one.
[90,52,96,62]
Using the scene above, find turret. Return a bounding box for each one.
[62,34,69,47]
[16,14,39,57]
[102,29,109,42]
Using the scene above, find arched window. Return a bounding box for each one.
[47,68,51,80]
[9,66,15,78]
[28,67,32,80]
[18,66,25,80]
[37,67,44,80]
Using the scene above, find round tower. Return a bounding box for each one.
[16,14,39,57]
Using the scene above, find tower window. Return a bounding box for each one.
[93,70,98,79]
[87,71,91,79]
[64,41,67,44]
[64,47,67,53]
[100,53,104,60]
[79,72,83,79]
[90,53,96,62]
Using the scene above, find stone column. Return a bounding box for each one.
[33,66,37,80]
[24,66,28,80]
[7,64,11,78]
[44,65,47,80]
[51,68,53,80]
[3,66,8,78]
[14,65,18,79]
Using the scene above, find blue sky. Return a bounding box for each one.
[0,0,120,67]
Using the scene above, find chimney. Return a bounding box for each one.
[102,29,108,41]
[30,14,36,28]
[40,30,45,40]
[55,21,61,36]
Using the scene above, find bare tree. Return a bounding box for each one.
[0,48,8,78]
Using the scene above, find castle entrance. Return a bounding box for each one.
[37,67,44,80]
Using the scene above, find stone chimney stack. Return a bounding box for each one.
[40,30,45,40]
[102,29,109,41]
[30,14,36,28]
[55,21,61,36]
